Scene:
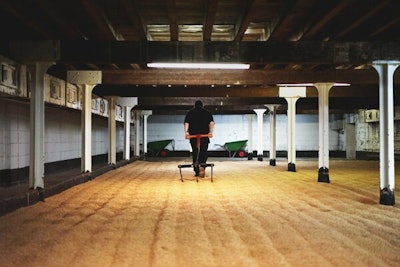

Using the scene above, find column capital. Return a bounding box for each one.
[314,82,335,89]
[372,60,400,66]
[253,108,266,115]
[279,86,306,98]
[371,61,400,77]
[67,70,102,85]
[141,110,153,116]
[117,97,138,107]
[265,104,280,114]
[265,104,281,109]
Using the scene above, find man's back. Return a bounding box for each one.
[185,107,213,135]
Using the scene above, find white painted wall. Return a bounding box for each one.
[147,113,332,152]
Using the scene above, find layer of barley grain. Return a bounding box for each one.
[0,159,399,267]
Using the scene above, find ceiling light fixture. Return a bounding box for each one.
[147,62,250,69]
[276,83,350,87]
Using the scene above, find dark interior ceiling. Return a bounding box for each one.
[1,0,400,114]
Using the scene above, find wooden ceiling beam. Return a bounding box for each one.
[101,69,382,85]
[203,0,218,41]
[0,1,52,38]
[302,0,356,40]
[233,0,258,41]
[79,0,121,40]
[133,96,381,115]
[36,0,83,39]
[121,0,147,41]
[56,40,400,64]
[268,0,302,41]
[7,40,400,67]
[166,0,179,41]
[370,17,400,38]
[94,84,378,98]
[334,0,391,40]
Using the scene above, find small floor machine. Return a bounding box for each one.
[178,134,214,182]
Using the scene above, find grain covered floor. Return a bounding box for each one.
[0,158,399,267]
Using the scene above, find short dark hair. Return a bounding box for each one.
[195,100,203,108]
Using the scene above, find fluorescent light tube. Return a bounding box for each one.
[147,62,250,69]
[276,83,350,87]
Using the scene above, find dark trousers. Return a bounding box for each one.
[190,138,209,165]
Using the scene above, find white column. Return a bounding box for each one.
[107,96,117,165]
[29,62,53,189]
[81,85,95,173]
[143,114,149,155]
[117,97,138,161]
[265,105,280,166]
[287,98,298,171]
[67,70,102,174]
[279,87,306,172]
[142,110,153,156]
[372,61,399,206]
[247,114,254,160]
[254,109,266,161]
[134,110,141,156]
[315,83,334,183]
[123,106,132,160]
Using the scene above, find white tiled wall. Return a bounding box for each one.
[45,107,81,162]
[0,99,30,170]
[0,99,126,170]
[91,116,108,156]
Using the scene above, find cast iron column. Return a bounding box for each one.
[247,114,254,160]
[142,110,152,157]
[67,71,101,174]
[372,61,399,205]
[254,109,266,161]
[279,87,306,172]
[266,105,280,166]
[107,96,117,165]
[315,83,334,183]
[29,62,54,189]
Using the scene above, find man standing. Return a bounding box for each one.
[184,100,215,177]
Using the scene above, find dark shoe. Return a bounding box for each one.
[199,166,205,178]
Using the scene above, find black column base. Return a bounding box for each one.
[380,188,395,205]
[288,163,296,172]
[257,155,263,161]
[37,187,45,202]
[248,153,253,160]
[318,167,330,183]
[269,159,276,166]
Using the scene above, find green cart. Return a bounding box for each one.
[147,139,175,156]
[222,140,248,157]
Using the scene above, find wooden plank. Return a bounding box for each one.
[102,69,382,85]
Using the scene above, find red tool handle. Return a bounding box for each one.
[185,133,213,148]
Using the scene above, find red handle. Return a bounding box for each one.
[185,133,213,148]
[185,133,213,139]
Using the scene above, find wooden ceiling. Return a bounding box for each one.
[1,0,400,114]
